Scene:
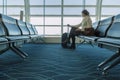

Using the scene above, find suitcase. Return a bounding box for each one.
[61,26,71,48]
[61,33,69,48]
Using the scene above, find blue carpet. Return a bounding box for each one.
[0,44,120,80]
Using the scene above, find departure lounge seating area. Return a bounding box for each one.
[1,0,120,80]
[79,14,120,74]
[0,14,40,58]
[1,13,120,79]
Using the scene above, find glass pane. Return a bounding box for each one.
[7,0,24,5]
[30,0,43,5]
[45,8,61,15]
[30,7,43,15]
[86,0,96,5]
[0,0,3,5]
[30,17,43,25]
[102,8,120,15]
[8,16,25,21]
[45,0,61,5]
[0,8,2,13]
[102,0,120,5]
[64,0,82,5]
[7,7,24,15]
[45,27,61,35]
[64,17,82,25]
[85,7,96,15]
[35,26,44,35]
[64,7,82,15]
[45,17,61,25]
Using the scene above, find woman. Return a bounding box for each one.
[67,9,94,49]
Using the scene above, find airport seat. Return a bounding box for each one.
[17,20,30,42]
[78,14,120,74]
[0,23,9,53]
[0,14,28,58]
[79,16,114,42]
[96,14,120,74]
[26,23,38,41]
[0,14,29,41]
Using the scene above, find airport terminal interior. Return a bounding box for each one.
[0,0,120,80]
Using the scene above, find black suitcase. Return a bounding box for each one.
[61,33,69,48]
[61,25,71,48]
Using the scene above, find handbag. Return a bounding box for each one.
[84,28,95,36]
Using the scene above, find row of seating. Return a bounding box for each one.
[0,14,40,59]
[79,14,120,74]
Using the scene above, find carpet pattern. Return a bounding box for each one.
[0,44,120,80]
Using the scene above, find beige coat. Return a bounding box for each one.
[75,16,92,31]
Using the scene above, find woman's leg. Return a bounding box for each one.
[70,29,82,49]
[68,27,77,49]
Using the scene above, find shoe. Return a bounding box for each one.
[69,45,76,49]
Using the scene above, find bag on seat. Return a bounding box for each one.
[84,28,95,36]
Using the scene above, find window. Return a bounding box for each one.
[102,8,120,15]
[101,0,120,19]
[86,0,96,5]
[30,17,44,25]
[30,0,43,5]
[45,27,61,35]
[64,0,83,5]
[45,17,61,25]
[102,0,120,5]
[30,7,43,15]
[64,7,82,15]
[63,17,82,25]
[7,0,24,5]
[45,0,61,5]
[35,26,44,35]
[7,7,24,15]
[6,0,25,21]
[45,8,61,15]
[29,0,97,36]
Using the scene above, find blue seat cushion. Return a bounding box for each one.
[0,37,8,42]
[29,35,39,38]
[79,36,100,41]
[6,36,29,41]
[97,38,120,46]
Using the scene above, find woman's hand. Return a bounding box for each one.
[67,24,76,28]
[75,28,81,31]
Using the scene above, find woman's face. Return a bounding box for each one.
[82,13,86,17]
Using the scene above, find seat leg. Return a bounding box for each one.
[10,46,26,59]
[103,57,120,75]
[98,51,120,69]
[88,41,94,47]
[13,46,28,57]
[10,43,28,59]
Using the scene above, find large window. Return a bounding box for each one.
[5,0,25,20]
[1,0,97,37]
[101,0,120,20]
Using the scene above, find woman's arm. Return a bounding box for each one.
[67,23,82,28]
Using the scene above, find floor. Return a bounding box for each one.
[0,44,120,80]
